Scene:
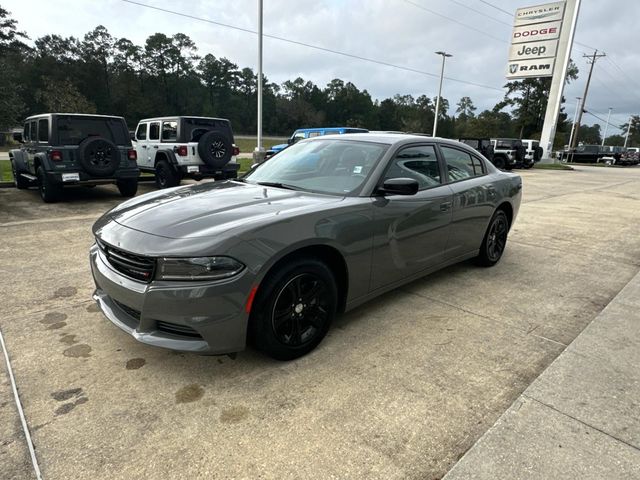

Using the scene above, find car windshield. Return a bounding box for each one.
[56,116,129,145]
[243,139,388,196]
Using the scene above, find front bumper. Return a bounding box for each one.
[90,244,252,354]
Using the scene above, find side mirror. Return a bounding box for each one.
[378,178,419,196]
[12,132,23,143]
[287,138,293,145]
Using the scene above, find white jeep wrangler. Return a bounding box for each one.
[133,116,240,188]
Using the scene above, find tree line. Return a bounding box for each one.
[1,6,636,147]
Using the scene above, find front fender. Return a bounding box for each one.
[9,149,28,172]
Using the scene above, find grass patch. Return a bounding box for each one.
[237,158,253,174]
[0,159,13,182]
[234,136,287,154]
[533,162,574,170]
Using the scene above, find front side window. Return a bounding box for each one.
[24,122,30,142]
[383,145,441,190]
[441,146,483,182]
[38,119,49,142]
[149,122,160,141]
[291,132,306,144]
[30,121,37,142]
[308,131,321,138]
[244,139,388,196]
[162,121,178,142]
[135,123,147,141]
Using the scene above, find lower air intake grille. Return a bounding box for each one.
[97,240,155,283]
[156,321,202,339]
[113,300,141,321]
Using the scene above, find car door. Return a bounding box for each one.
[370,144,454,291]
[147,121,161,165]
[25,120,38,173]
[439,145,497,259]
[134,122,150,168]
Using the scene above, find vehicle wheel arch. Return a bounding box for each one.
[255,243,349,315]
[496,201,513,229]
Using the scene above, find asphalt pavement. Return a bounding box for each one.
[1,166,639,479]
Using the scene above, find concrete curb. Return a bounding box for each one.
[443,269,640,479]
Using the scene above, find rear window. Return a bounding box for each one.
[56,116,129,145]
[184,118,231,142]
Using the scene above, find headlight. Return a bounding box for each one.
[157,257,244,281]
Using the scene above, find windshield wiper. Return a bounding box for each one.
[255,181,302,191]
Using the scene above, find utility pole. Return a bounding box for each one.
[601,107,612,146]
[567,96,581,152]
[571,50,606,150]
[433,51,452,137]
[624,115,633,148]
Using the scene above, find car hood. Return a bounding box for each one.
[106,181,344,239]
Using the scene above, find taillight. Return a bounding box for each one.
[176,145,188,156]
[50,150,63,162]
[232,145,240,156]
[127,149,137,161]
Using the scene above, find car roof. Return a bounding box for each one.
[138,116,230,122]
[295,127,367,132]
[304,132,479,149]
[25,113,126,121]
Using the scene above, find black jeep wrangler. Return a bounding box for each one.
[10,113,139,202]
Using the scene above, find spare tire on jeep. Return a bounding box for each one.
[197,130,232,169]
[78,137,119,177]
[533,146,543,162]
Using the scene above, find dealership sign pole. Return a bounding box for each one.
[506,0,581,162]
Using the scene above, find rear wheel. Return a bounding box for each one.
[37,167,62,203]
[250,258,337,360]
[117,178,138,197]
[477,210,509,267]
[155,159,180,189]
[11,159,29,189]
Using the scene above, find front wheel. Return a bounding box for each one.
[477,210,509,267]
[117,178,138,197]
[249,258,337,360]
[37,167,62,203]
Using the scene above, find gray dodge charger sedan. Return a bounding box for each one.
[91,134,522,360]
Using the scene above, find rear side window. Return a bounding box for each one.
[38,119,49,142]
[135,123,147,141]
[56,116,129,145]
[384,145,441,190]
[162,122,178,142]
[441,146,483,182]
[149,122,160,141]
[308,131,321,138]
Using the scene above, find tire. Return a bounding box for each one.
[155,159,180,189]
[249,258,337,361]
[117,178,138,197]
[37,167,62,203]
[197,130,232,169]
[493,156,506,170]
[477,210,509,267]
[533,146,543,162]
[78,137,119,177]
[10,159,29,189]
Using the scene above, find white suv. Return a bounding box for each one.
[133,116,240,188]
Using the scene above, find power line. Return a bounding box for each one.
[402,0,507,44]
[447,0,512,27]
[474,0,512,16]
[120,0,504,92]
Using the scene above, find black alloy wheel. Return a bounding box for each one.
[250,258,337,360]
[37,166,62,203]
[477,210,509,267]
[209,139,227,160]
[271,273,330,348]
[155,159,180,189]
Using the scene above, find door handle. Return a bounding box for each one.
[440,201,452,212]
[141,145,147,149]
[153,145,158,149]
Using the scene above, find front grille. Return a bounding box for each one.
[156,321,202,339]
[113,300,141,321]
[97,240,155,282]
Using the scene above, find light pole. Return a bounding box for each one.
[601,107,612,147]
[624,115,633,148]
[254,0,265,164]
[433,51,452,137]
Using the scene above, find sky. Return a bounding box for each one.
[4,0,639,135]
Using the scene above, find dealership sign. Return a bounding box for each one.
[514,1,565,26]
[509,39,558,61]
[506,2,565,80]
